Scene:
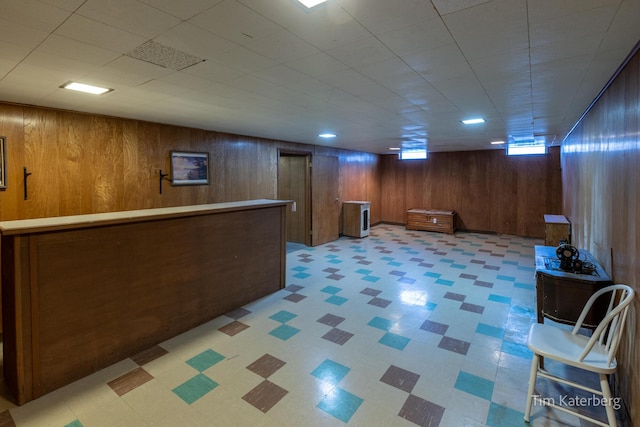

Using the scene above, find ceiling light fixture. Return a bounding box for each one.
[318,133,336,138]
[61,81,113,95]
[491,140,505,145]
[461,118,485,125]
[296,0,328,8]
[389,147,401,151]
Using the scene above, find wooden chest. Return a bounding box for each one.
[406,209,457,234]
[543,214,571,246]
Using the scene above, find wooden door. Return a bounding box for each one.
[278,154,309,244]
[311,155,339,246]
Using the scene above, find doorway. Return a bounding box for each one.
[278,152,311,246]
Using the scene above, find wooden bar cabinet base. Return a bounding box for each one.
[0,200,288,405]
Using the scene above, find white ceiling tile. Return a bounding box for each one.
[138,0,223,20]
[180,59,246,83]
[75,0,181,39]
[326,36,395,68]
[154,22,239,61]
[285,53,349,78]
[54,14,147,54]
[244,28,320,63]
[209,45,276,74]
[239,0,371,51]
[0,0,637,153]
[0,17,51,57]
[189,0,281,46]
[431,0,493,16]
[340,0,440,34]
[377,18,452,57]
[87,56,174,86]
[36,35,121,66]
[1,0,71,32]
[402,44,473,85]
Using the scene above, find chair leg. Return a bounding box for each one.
[524,354,539,422]
[600,374,617,427]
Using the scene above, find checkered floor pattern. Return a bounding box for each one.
[0,225,625,426]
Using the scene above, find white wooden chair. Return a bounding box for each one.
[524,284,635,427]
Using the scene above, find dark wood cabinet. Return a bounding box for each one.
[534,246,613,328]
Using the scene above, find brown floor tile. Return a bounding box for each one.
[322,328,354,345]
[360,287,381,297]
[398,394,445,427]
[459,273,477,280]
[420,320,449,335]
[246,354,286,378]
[108,367,154,396]
[242,380,288,413]
[380,365,420,393]
[284,293,306,303]
[473,280,493,288]
[225,307,251,320]
[444,292,465,301]
[285,284,304,293]
[0,410,16,427]
[460,302,485,314]
[131,345,168,366]
[438,336,470,355]
[218,320,250,336]
[317,313,345,327]
[368,297,392,308]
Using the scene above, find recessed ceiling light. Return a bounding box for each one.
[461,118,485,125]
[61,81,113,95]
[389,147,401,151]
[318,133,336,138]
[491,140,505,145]
[296,0,328,8]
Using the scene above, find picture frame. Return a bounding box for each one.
[170,151,209,186]
[0,136,6,189]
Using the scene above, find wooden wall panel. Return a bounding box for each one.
[381,148,562,237]
[562,44,640,426]
[0,103,380,225]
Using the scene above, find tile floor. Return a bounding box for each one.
[0,225,630,426]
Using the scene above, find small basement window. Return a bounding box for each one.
[507,142,547,156]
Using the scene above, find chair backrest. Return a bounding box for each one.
[572,284,635,366]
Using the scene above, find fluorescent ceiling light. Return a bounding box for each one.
[461,118,485,125]
[491,140,505,145]
[61,81,113,95]
[389,147,401,151]
[297,0,328,8]
[318,133,336,138]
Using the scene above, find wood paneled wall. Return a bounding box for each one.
[562,44,640,426]
[0,102,381,225]
[380,148,562,237]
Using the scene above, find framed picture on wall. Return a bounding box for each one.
[170,151,209,186]
[0,137,6,189]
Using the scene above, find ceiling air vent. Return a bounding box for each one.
[126,40,205,71]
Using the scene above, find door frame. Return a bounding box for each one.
[278,149,311,246]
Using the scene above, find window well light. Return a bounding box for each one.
[318,133,336,138]
[297,0,328,8]
[461,118,485,125]
[61,81,113,95]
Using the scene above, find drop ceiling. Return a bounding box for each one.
[1,0,639,154]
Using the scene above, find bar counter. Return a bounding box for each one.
[1,199,289,404]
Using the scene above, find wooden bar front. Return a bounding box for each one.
[0,199,289,405]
